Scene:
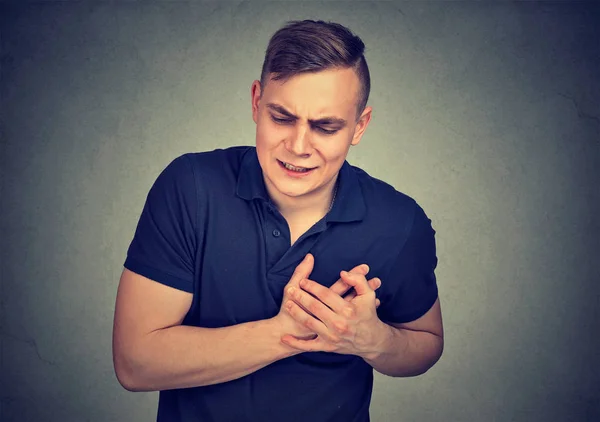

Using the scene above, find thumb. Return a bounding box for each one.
[356,264,369,276]
[340,270,371,296]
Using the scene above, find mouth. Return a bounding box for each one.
[277,160,317,173]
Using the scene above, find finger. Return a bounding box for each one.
[298,278,350,316]
[343,290,356,302]
[289,254,315,287]
[284,299,331,338]
[343,277,380,302]
[329,264,369,297]
[340,271,374,296]
[284,299,343,345]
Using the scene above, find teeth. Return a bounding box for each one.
[283,162,310,172]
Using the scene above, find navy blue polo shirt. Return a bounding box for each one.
[124,146,438,422]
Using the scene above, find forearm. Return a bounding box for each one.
[363,323,443,377]
[116,317,298,391]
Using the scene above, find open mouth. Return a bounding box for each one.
[277,160,316,173]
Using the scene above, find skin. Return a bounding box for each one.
[251,67,372,219]
[284,262,444,377]
[252,67,444,372]
[111,66,442,394]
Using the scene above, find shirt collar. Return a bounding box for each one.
[236,147,365,223]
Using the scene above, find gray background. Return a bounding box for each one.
[1,1,599,421]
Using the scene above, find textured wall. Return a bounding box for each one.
[1,1,598,421]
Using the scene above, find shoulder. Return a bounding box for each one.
[183,145,251,165]
[183,146,251,175]
[350,164,427,225]
[148,146,251,209]
[172,145,252,189]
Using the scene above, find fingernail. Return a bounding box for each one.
[376,279,381,288]
[288,287,295,295]
[363,264,370,273]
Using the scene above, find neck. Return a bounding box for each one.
[266,176,339,219]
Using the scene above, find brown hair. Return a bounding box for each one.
[260,20,371,120]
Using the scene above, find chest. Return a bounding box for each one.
[185,198,398,328]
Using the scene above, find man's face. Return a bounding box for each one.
[251,67,371,205]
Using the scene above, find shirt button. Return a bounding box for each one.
[272,229,281,237]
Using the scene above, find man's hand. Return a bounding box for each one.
[274,254,381,341]
[281,267,386,358]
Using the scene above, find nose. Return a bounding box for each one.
[285,125,311,157]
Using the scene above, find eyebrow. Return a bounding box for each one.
[266,103,347,126]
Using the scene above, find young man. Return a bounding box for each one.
[113,20,443,422]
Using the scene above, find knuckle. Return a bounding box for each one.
[332,281,350,295]
[329,334,342,344]
[333,320,348,334]
[342,306,355,318]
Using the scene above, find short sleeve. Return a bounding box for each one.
[377,204,439,323]
[124,154,197,293]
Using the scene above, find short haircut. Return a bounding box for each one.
[259,20,371,121]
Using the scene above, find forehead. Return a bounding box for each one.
[263,68,359,117]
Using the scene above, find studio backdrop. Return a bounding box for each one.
[1,1,599,421]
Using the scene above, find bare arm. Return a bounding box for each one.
[112,268,302,392]
[112,255,376,392]
[363,297,444,377]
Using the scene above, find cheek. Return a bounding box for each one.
[318,142,351,164]
[256,120,285,147]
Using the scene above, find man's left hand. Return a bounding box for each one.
[281,269,387,358]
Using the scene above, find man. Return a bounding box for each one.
[112,19,443,422]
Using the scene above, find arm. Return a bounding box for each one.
[112,268,297,392]
[280,271,443,378]
[363,297,444,377]
[112,157,307,391]
[112,256,376,392]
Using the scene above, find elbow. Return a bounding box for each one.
[113,345,151,392]
[114,360,154,392]
[391,335,444,378]
[115,371,137,392]
[415,335,444,377]
[113,353,141,392]
[115,371,139,392]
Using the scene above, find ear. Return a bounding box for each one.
[350,106,372,146]
[251,80,262,124]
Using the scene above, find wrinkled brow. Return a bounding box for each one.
[266,103,347,126]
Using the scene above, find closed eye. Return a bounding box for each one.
[271,116,293,124]
[270,115,338,135]
[315,127,337,135]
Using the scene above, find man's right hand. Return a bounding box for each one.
[274,253,381,341]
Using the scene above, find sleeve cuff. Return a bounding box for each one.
[383,288,438,324]
[123,256,194,293]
